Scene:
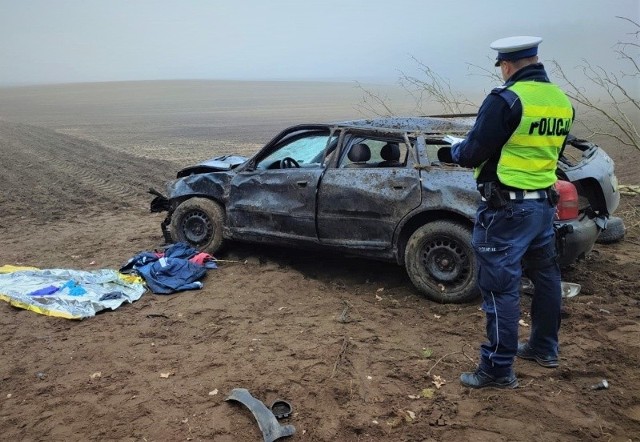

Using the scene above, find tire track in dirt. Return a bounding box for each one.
[0,120,177,224]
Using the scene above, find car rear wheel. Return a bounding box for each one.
[404,221,478,303]
[596,215,625,244]
[169,198,226,254]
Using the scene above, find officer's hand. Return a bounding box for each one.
[438,147,454,163]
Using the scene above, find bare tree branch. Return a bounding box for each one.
[550,16,639,150]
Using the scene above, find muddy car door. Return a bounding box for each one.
[316,135,422,251]
[226,127,336,242]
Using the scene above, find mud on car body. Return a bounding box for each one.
[150,116,620,303]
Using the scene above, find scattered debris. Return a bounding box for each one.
[434,314,441,319]
[421,348,433,359]
[421,388,435,398]
[591,379,609,390]
[519,319,529,327]
[271,400,293,419]
[209,389,218,396]
[6,394,12,399]
[226,388,295,442]
[432,375,446,389]
[35,372,46,380]
[599,308,611,314]
[90,372,102,379]
[375,294,383,301]
[160,372,173,378]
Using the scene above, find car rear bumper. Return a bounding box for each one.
[556,217,599,267]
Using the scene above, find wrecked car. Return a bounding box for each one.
[150,116,620,303]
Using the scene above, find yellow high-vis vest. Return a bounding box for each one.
[475,81,573,189]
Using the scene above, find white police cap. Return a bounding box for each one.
[490,36,543,66]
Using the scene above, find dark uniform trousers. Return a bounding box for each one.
[473,197,561,377]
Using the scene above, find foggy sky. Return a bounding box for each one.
[1,0,639,88]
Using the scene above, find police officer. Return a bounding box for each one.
[448,36,574,389]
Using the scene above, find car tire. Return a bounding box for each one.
[169,197,226,254]
[596,216,625,244]
[404,221,479,304]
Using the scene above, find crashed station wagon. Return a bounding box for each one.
[150,116,620,303]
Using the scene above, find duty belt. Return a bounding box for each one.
[481,189,547,202]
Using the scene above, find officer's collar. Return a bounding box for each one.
[503,63,549,86]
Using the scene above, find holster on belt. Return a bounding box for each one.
[478,182,508,209]
[547,186,560,206]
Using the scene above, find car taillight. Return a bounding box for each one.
[555,180,579,220]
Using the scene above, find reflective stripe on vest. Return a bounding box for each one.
[474,81,573,189]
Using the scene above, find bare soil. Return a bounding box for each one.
[0,81,639,441]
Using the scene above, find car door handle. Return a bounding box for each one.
[297,181,308,187]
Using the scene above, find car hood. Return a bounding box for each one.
[177,154,248,178]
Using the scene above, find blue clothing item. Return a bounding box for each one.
[120,251,160,273]
[60,280,88,297]
[473,198,561,377]
[27,285,60,297]
[136,256,206,295]
[451,63,560,184]
[120,243,211,294]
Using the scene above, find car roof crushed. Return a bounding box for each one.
[334,116,476,135]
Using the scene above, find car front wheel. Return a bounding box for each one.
[404,221,478,303]
[169,197,226,254]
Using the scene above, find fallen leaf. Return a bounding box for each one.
[518,319,529,327]
[375,294,383,301]
[421,388,434,398]
[386,417,402,428]
[90,372,102,379]
[208,389,218,396]
[421,348,433,359]
[406,410,416,420]
[432,375,446,389]
[408,394,420,399]
[160,372,173,378]
[434,314,441,319]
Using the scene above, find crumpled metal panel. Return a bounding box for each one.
[227,169,323,240]
[166,171,233,203]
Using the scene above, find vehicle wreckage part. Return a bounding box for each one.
[404,221,478,303]
[226,388,295,442]
[169,197,226,254]
[596,215,625,244]
[521,277,581,298]
[271,400,293,419]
